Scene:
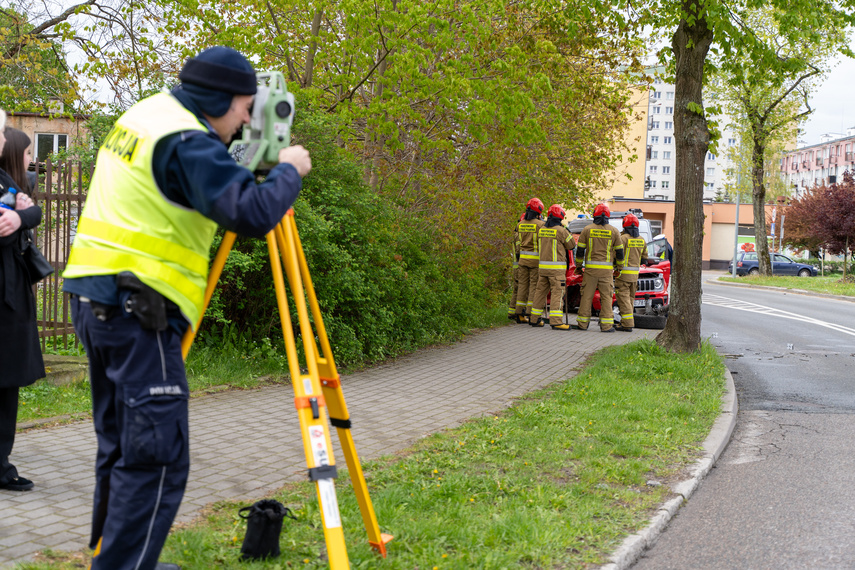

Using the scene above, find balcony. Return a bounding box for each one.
[846,152,853,160]
[816,158,824,166]
[802,160,810,167]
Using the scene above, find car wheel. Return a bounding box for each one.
[634,314,667,330]
[798,269,811,277]
[748,268,759,276]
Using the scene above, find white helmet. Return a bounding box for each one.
[653,234,666,240]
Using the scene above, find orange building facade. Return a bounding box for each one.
[607,198,779,270]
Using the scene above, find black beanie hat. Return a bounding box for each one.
[179,46,257,96]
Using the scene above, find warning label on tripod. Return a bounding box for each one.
[318,479,342,528]
[308,425,330,466]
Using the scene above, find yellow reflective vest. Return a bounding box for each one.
[63,93,218,327]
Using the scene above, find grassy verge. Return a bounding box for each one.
[19,307,511,424]
[718,273,855,297]
[20,339,726,569]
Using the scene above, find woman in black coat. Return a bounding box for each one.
[0,120,46,491]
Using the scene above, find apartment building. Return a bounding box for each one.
[644,77,737,201]
[780,128,855,195]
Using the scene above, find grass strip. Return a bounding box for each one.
[20,339,725,569]
[718,274,855,297]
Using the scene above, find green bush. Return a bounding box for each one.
[201,111,498,368]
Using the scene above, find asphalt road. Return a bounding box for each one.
[633,275,855,570]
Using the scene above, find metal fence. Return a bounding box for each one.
[31,159,89,351]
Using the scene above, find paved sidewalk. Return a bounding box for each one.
[0,323,656,567]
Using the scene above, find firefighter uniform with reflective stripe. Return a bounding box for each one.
[615,233,647,329]
[513,217,545,317]
[575,222,624,330]
[531,225,575,325]
[508,225,521,318]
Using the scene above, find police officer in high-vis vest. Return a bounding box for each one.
[574,203,624,332]
[512,198,545,323]
[529,204,575,330]
[614,214,646,332]
[62,47,312,570]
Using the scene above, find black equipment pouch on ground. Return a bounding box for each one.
[238,499,297,561]
[21,229,54,285]
[116,271,168,331]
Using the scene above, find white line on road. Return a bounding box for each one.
[702,293,855,337]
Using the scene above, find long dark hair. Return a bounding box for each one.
[0,127,32,192]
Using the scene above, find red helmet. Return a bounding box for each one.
[547,204,565,220]
[526,198,545,214]
[622,213,639,228]
[593,203,610,218]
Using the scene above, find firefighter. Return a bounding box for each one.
[574,203,624,332]
[508,213,524,319]
[530,205,575,330]
[614,214,646,332]
[513,198,545,323]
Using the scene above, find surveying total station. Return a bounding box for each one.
[181,71,393,568]
[228,71,296,172]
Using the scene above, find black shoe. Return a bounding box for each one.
[0,476,34,491]
[530,319,544,327]
[571,324,588,331]
[601,327,616,333]
[155,564,181,570]
[615,325,633,332]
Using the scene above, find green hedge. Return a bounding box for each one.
[199,111,500,367]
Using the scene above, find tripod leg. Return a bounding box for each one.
[281,213,393,556]
[267,224,350,569]
[181,231,237,360]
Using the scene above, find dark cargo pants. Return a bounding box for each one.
[71,296,189,570]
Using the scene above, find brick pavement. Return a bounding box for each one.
[0,323,656,567]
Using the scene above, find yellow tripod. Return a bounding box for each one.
[181,210,393,567]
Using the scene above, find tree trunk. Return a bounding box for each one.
[303,9,324,88]
[656,1,713,354]
[751,133,773,275]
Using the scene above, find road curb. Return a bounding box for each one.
[600,367,738,570]
[713,277,855,304]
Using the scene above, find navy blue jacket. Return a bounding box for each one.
[64,89,303,323]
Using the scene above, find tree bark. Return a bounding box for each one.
[303,8,323,88]
[656,1,713,353]
[751,129,773,275]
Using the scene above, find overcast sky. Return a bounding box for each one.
[799,51,855,145]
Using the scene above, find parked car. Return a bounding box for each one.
[728,252,819,277]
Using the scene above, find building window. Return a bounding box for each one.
[664,136,672,144]
[652,91,662,99]
[653,107,661,114]
[650,165,658,173]
[661,181,670,189]
[728,138,736,146]
[666,92,674,100]
[650,180,657,188]
[662,166,670,174]
[665,121,673,129]
[705,182,715,190]
[707,152,715,160]
[651,151,658,159]
[650,121,660,129]
[35,133,68,163]
[706,167,715,176]
[650,136,659,144]
[663,151,671,160]
[665,106,673,114]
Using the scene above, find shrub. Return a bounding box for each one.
[201,111,497,367]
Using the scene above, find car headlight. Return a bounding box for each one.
[653,277,665,291]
